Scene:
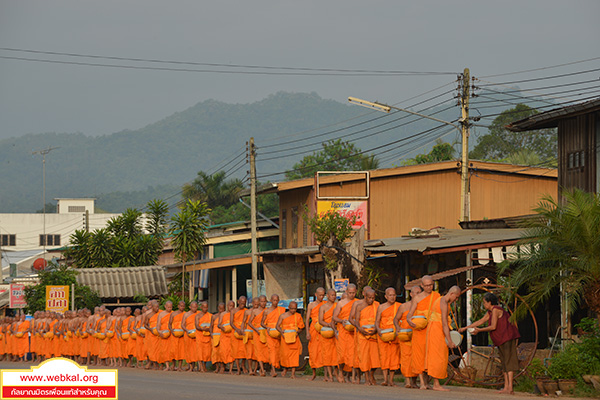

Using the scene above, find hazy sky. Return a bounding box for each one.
[0,0,598,139]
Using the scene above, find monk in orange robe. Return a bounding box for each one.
[356,289,380,385]
[210,303,226,374]
[230,296,247,374]
[181,301,199,370]
[79,310,92,365]
[98,310,110,365]
[425,286,460,391]
[333,284,357,382]
[218,301,235,373]
[318,288,338,382]
[168,301,186,371]
[305,288,325,381]
[242,297,259,375]
[156,301,173,370]
[194,301,212,371]
[135,307,149,368]
[14,314,30,359]
[261,294,285,377]
[406,275,441,389]
[275,301,305,378]
[248,295,268,376]
[394,285,422,388]
[125,308,138,367]
[146,300,161,369]
[375,287,400,386]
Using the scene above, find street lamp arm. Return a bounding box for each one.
[348,96,460,132]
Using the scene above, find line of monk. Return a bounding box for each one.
[0,275,460,390]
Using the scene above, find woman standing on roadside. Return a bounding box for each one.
[459,292,521,395]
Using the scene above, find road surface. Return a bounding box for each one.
[0,361,535,399]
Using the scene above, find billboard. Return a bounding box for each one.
[9,283,26,309]
[316,200,367,230]
[45,285,70,313]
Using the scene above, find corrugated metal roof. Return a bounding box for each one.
[364,229,525,253]
[404,265,483,290]
[75,266,167,299]
[507,97,600,131]
[0,291,9,308]
[260,246,320,256]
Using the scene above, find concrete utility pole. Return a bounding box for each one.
[249,137,258,299]
[32,146,60,256]
[459,68,470,223]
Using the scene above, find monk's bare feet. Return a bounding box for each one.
[405,383,412,388]
[260,370,266,377]
[432,385,449,392]
[419,385,428,390]
[337,373,345,383]
[290,374,296,379]
[381,382,388,386]
[271,372,278,378]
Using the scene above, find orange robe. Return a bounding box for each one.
[211,316,222,364]
[124,317,136,357]
[252,311,269,363]
[308,301,325,369]
[195,312,211,363]
[170,312,184,361]
[147,313,160,362]
[231,309,246,360]
[91,317,103,357]
[264,306,285,368]
[108,319,120,358]
[411,291,441,376]
[335,299,356,371]
[136,320,148,362]
[244,313,255,361]
[425,297,448,379]
[279,313,305,368]
[357,302,380,372]
[157,311,172,363]
[79,321,89,358]
[15,321,30,357]
[182,312,198,363]
[220,313,234,364]
[377,302,400,371]
[320,304,337,367]
[98,319,110,359]
[120,317,132,358]
[399,309,417,378]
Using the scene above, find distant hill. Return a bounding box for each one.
[0,90,547,212]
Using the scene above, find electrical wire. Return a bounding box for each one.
[0,47,457,75]
[478,56,600,79]
[475,93,600,119]
[475,67,600,87]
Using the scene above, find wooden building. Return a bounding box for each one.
[508,97,600,196]
[273,160,557,248]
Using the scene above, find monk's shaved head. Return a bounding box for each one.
[347,283,356,290]
[327,288,336,295]
[448,285,461,295]
[385,287,396,295]
[315,287,325,295]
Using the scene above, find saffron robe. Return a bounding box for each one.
[320,304,337,367]
[411,291,441,376]
[335,299,356,371]
[377,302,400,371]
[308,301,325,369]
[279,313,305,368]
[425,297,449,379]
[264,306,285,368]
[357,302,380,372]
[231,309,247,360]
[252,311,269,364]
[196,312,212,363]
[399,309,417,378]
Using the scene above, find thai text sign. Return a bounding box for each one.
[1,358,118,399]
[317,200,367,230]
[9,284,26,309]
[45,286,69,313]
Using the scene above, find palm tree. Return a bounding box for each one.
[182,171,244,209]
[499,188,600,322]
[170,200,210,299]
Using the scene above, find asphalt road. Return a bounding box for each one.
[0,361,535,400]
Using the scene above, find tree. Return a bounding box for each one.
[170,199,211,297]
[306,208,358,289]
[23,263,102,314]
[401,139,456,166]
[63,199,165,268]
[470,104,557,162]
[182,171,244,209]
[285,139,379,180]
[499,189,600,322]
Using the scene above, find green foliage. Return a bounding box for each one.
[146,199,169,237]
[547,342,600,379]
[470,104,557,162]
[183,171,244,209]
[306,207,356,271]
[23,263,101,313]
[286,139,379,180]
[401,139,456,166]
[527,357,548,379]
[498,189,600,319]
[133,293,150,304]
[63,199,164,268]
[360,263,388,292]
[159,293,195,310]
[170,200,210,294]
[36,202,57,213]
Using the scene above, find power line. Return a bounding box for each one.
[475,67,600,87]
[475,93,600,119]
[478,56,600,79]
[0,47,458,75]
[0,54,457,77]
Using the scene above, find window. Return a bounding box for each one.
[567,150,586,170]
[1,234,16,247]
[281,209,287,248]
[291,207,298,248]
[68,206,86,213]
[39,234,61,246]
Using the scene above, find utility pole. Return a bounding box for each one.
[459,68,470,223]
[32,146,60,256]
[249,138,258,299]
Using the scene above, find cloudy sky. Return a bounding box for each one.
[0,0,598,139]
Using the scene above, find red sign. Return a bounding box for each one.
[9,283,26,309]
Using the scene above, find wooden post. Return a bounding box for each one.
[250,137,258,299]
